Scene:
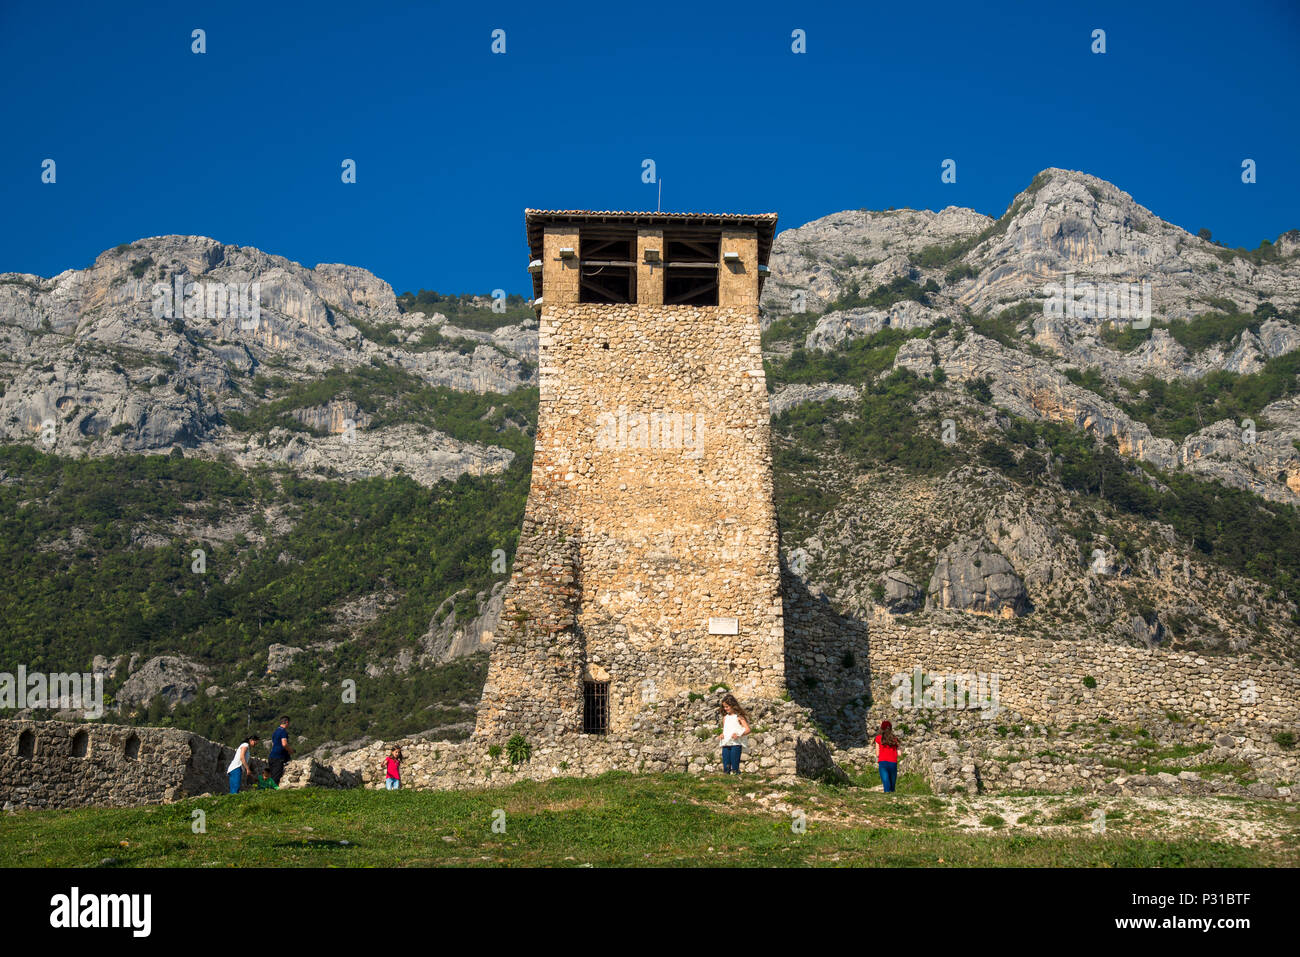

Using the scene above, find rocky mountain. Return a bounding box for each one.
[0,235,537,486]
[763,167,1300,660]
[3,167,1298,752]
[764,169,1300,321]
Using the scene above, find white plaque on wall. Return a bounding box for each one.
[708,617,739,635]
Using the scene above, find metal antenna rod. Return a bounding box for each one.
[657,179,662,212]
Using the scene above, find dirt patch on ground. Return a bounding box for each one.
[502,796,603,815]
[948,793,1298,848]
[691,780,1300,853]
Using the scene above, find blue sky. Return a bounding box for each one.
[2,0,1297,297]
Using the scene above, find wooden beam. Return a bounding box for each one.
[581,237,633,260]
[578,271,632,303]
[669,238,720,260]
[664,277,718,305]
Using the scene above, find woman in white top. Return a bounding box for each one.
[719,694,751,775]
[226,735,259,794]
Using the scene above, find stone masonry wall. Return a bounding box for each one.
[1,719,234,811]
[476,297,784,739]
[867,625,1300,735]
[334,696,838,790]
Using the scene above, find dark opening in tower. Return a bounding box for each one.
[578,228,636,304]
[664,231,720,305]
[582,680,609,734]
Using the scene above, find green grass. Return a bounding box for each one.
[4,772,1293,868]
[840,766,933,794]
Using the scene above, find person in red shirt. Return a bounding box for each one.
[383,745,403,790]
[875,721,900,793]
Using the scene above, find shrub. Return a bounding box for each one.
[505,734,532,764]
[971,302,1036,347]
[1166,310,1258,353]
[965,376,994,403]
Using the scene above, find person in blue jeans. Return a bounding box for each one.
[226,735,259,794]
[719,694,751,775]
[875,720,900,793]
[268,715,292,784]
[384,746,403,790]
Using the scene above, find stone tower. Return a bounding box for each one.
[475,210,784,740]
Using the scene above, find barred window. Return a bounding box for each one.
[582,681,609,734]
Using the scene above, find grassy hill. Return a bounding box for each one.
[4,772,1297,868]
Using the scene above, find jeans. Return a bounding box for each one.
[721,745,742,774]
[228,767,243,794]
[385,777,401,790]
[269,758,287,783]
[878,760,898,793]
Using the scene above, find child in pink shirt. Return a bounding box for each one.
[384,746,403,790]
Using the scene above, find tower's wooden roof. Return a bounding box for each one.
[524,209,778,299]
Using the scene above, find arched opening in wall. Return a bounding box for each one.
[582,681,609,734]
[71,730,89,758]
[124,734,140,760]
[17,730,35,759]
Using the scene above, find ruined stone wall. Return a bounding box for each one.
[351,697,836,790]
[0,719,234,810]
[477,298,784,739]
[867,625,1300,735]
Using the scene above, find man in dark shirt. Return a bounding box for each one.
[268,715,292,784]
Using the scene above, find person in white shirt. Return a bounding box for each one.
[719,694,751,775]
[226,735,260,794]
